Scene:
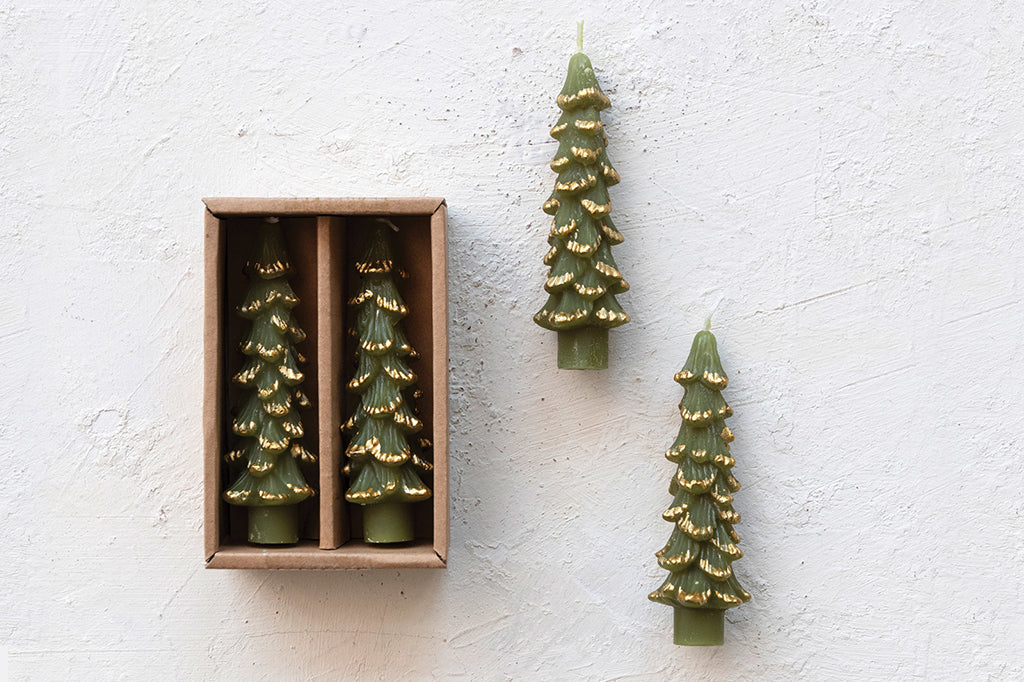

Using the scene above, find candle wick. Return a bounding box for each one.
[706,295,724,330]
[577,20,583,52]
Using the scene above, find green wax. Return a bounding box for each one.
[649,326,751,645]
[247,505,299,545]
[673,607,724,646]
[557,327,608,370]
[223,218,316,546]
[363,502,414,544]
[533,26,630,368]
[342,225,433,544]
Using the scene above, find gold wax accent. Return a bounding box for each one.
[715,591,744,605]
[375,295,409,314]
[551,218,576,237]
[278,365,303,382]
[714,453,736,468]
[365,398,401,416]
[546,271,575,289]
[356,259,394,274]
[258,434,290,452]
[557,87,611,109]
[710,535,742,558]
[679,588,711,606]
[703,371,728,388]
[600,223,624,243]
[678,514,714,540]
[711,490,733,506]
[281,420,303,438]
[689,448,710,463]
[567,238,597,256]
[594,308,629,323]
[233,421,257,437]
[573,283,606,298]
[234,365,259,384]
[593,260,623,280]
[680,407,713,425]
[674,369,695,382]
[543,245,558,266]
[411,454,434,472]
[581,199,611,216]
[393,412,423,430]
[361,339,394,353]
[573,119,603,132]
[257,380,280,400]
[662,505,686,521]
[262,399,291,417]
[291,443,316,463]
[549,122,569,137]
[570,146,599,163]
[601,163,621,183]
[384,366,416,383]
[550,157,570,172]
[658,550,697,569]
[549,308,587,324]
[554,174,597,193]
[718,509,741,523]
[248,460,272,475]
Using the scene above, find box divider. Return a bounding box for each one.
[318,215,347,549]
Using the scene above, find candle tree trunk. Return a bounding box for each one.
[674,607,724,646]
[557,327,608,370]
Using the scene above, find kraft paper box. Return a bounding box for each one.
[203,197,449,569]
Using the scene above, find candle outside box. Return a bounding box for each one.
[203,197,449,569]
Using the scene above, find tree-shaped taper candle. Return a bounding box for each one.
[343,223,432,544]
[223,217,316,545]
[649,323,750,645]
[534,22,630,370]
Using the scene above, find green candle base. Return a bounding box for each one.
[673,607,724,646]
[363,502,414,544]
[247,505,299,545]
[557,327,608,370]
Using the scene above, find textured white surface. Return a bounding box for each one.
[2,1,1023,679]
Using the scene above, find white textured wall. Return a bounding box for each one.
[2,1,1022,679]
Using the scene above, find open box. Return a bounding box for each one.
[203,198,448,568]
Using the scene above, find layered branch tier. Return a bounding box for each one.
[344,225,432,507]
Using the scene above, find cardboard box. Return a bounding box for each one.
[203,198,448,568]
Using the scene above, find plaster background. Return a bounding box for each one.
[2,1,1023,679]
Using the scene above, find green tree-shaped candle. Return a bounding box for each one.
[534,23,630,370]
[649,324,751,645]
[343,224,432,544]
[223,218,316,545]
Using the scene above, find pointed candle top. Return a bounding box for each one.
[704,314,712,331]
[577,20,584,52]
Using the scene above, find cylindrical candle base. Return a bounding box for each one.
[557,327,608,370]
[673,607,725,646]
[247,505,299,545]
[363,502,414,544]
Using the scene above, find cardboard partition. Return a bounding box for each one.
[203,198,448,569]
